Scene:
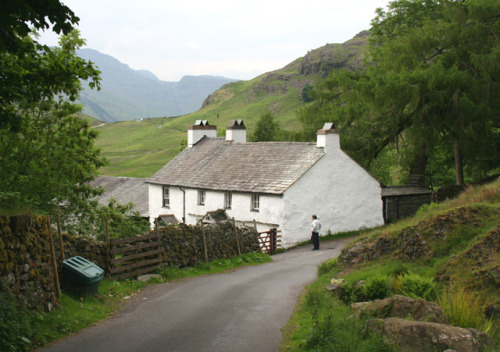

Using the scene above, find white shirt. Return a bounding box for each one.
[311,219,321,233]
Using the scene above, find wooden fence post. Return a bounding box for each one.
[47,216,61,299]
[105,216,110,274]
[270,228,275,255]
[201,219,208,263]
[56,213,65,262]
[232,217,241,255]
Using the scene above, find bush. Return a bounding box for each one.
[394,272,435,300]
[318,258,338,275]
[361,275,391,301]
[0,291,40,352]
[438,287,494,335]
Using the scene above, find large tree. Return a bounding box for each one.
[0,31,105,214]
[299,0,500,186]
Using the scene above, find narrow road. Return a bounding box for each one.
[40,238,348,352]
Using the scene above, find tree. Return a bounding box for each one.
[62,199,150,241]
[0,0,78,52]
[298,0,500,186]
[0,31,105,214]
[251,111,281,142]
[0,1,83,130]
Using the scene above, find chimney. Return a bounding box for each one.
[187,120,217,147]
[317,122,340,152]
[226,119,246,143]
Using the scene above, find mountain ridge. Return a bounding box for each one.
[76,48,238,122]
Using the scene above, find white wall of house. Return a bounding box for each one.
[149,184,283,232]
[281,133,384,247]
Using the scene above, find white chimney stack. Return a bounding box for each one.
[226,119,246,143]
[317,122,340,152]
[187,120,217,147]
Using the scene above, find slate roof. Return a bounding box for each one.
[89,176,149,217]
[148,138,325,195]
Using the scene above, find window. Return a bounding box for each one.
[198,189,206,205]
[224,192,232,209]
[163,186,170,207]
[251,194,260,211]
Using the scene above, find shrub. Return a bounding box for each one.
[394,272,436,300]
[361,275,391,301]
[438,287,494,335]
[0,290,40,352]
[318,258,338,275]
[340,281,362,305]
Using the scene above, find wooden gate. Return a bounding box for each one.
[109,232,163,280]
[258,228,281,254]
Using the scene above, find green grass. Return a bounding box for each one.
[2,252,270,352]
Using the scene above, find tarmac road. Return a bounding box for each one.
[39,238,348,352]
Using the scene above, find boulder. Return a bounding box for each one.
[367,318,494,352]
[351,295,449,324]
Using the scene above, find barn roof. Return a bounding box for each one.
[148,138,325,195]
[89,176,149,217]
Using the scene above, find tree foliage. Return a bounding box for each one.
[0,0,78,53]
[298,0,500,186]
[251,111,281,142]
[0,25,105,213]
[61,198,151,241]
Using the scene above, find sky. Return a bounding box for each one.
[39,0,391,82]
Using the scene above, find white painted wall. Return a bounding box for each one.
[281,135,384,247]
[149,184,283,232]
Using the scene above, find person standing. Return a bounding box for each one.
[311,215,321,251]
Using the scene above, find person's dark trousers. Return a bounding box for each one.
[311,232,319,250]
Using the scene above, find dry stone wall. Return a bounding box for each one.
[0,215,57,311]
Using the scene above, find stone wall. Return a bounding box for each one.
[0,215,57,311]
[1,214,260,310]
[159,222,260,267]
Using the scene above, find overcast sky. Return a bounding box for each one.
[39,0,391,82]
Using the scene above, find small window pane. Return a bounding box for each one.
[225,192,232,209]
[163,187,170,207]
[251,194,259,211]
[198,190,206,205]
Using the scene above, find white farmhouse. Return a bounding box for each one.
[148,120,384,247]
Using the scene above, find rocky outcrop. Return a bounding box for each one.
[352,295,493,352]
[366,318,493,352]
[352,295,448,324]
[339,206,490,265]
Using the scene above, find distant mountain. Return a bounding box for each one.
[76,49,238,122]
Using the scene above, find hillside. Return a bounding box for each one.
[95,32,370,177]
[76,49,238,122]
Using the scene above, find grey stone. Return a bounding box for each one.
[370,318,493,352]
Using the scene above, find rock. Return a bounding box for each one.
[325,283,343,298]
[351,295,449,324]
[369,318,494,352]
